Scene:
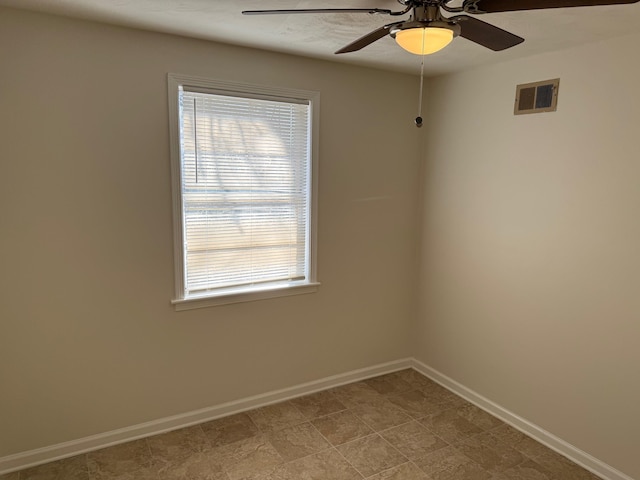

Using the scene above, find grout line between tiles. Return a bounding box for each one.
[330,445,367,479]
[7,368,608,480]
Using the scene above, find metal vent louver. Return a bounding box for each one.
[515,78,559,115]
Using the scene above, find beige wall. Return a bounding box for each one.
[3,6,639,477]
[416,34,640,479]
[0,7,421,456]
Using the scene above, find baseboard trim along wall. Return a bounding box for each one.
[410,359,634,480]
[1,357,633,480]
[0,358,413,475]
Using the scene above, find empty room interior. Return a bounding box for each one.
[1,1,639,480]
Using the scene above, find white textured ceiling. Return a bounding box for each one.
[3,0,640,76]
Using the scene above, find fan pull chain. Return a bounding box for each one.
[415,53,425,128]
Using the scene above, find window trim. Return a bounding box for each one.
[167,73,320,310]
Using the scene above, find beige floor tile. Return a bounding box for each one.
[0,474,20,480]
[201,413,260,448]
[277,448,362,480]
[312,410,373,446]
[419,383,468,407]
[330,382,384,408]
[534,451,601,480]
[86,440,152,478]
[8,372,607,480]
[395,370,439,391]
[237,467,285,480]
[210,434,283,480]
[17,455,88,480]
[248,402,307,433]
[351,399,412,431]
[454,405,504,431]
[488,425,551,459]
[265,422,330,462]
[454,432,525,474]
[87,464,162,480]
[368,462,431,480]
[419,408,483,443]
[413,446,491,480]
[337,433,407,477]
[158,451,228,480]
[387,390,451,418]
[290,391,346,419]
[429,461,491,480]
[491,460,555,480]
[148,425,210,461]
[381,421,448,460]
[364,373,414,395]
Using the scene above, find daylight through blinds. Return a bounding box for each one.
[179,89,311,295]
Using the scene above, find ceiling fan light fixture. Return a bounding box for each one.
[394,26,454,55]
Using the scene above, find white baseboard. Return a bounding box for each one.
[2,357,634,480]
[0,358,412,475]
[410,359,635,480]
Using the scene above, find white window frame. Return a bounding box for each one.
[167,74,320,310]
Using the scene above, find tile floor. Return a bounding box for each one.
[1,369,602,480]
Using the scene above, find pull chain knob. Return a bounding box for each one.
[416,35,425,128]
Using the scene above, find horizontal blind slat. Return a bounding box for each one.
[179,89,311,295]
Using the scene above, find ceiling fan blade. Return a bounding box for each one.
[242,8,392,15]
[463,0,639,13]
[335,22,402,54]
[451,15,524,50]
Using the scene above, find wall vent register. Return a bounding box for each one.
[514,78,559,115]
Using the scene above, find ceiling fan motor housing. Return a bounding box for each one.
[389,20,461,38]
[390,4,461,38]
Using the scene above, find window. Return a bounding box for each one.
[167,74,319,309]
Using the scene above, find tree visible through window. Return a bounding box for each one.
[168,75,318,308]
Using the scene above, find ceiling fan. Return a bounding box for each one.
[243,0,640,56]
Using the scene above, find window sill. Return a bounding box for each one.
[172,282,321,311]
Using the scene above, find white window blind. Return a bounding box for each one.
[177,87,312,297]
